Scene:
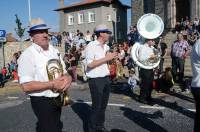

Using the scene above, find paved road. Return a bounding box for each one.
[0,83,195,132]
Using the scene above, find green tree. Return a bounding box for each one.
[14,14,26,50]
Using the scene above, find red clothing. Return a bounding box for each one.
[12,71,19,80]
[1,68,7,76]
[109,64,116,79]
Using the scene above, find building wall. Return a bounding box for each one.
[0,42,31,68]
[131,0,144,26]
[59,2,128,42]
[132,0,200,28]
[63,4,102,34]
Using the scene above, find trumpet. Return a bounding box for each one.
[46,53,72,106]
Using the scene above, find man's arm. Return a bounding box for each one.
[21,81,53,92]
[21,75,72,92]
[87,52,117,69]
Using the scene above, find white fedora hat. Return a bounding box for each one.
[28,18,50,32]
[95,24,112,34]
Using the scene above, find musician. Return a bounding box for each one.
[191,39,200,132]
[18,18,72,132]
[85,24,117,132]
[138,39,155,104]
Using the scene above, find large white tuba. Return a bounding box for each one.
[131,13,164,69]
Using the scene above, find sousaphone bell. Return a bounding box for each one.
[131,13,164,69]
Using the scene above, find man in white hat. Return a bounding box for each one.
[85,24,117,132]
[18,18,72,132]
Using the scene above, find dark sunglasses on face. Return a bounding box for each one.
[100,31,111,34]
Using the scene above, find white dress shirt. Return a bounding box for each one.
[191,39,200,88]
[85,40,110,78]
[18,43,67,97]
[138,43,154,62]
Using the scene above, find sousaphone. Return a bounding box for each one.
[131,13,164,69]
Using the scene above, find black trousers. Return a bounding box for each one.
[30,96,63,132]
[159,57,164,73]
[171,57,185,82]
[191,87,200,132]
[139,68,154,101]
[88,76,111,130]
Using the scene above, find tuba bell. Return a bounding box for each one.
[131,13,164,69]
[46,53,72,106]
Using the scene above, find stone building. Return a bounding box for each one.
[132,0,200,28]
[54,0,130,42]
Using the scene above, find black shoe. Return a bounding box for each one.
[138,98,148,104]
[96,127,110,132]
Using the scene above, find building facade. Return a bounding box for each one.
[132,0,200,28]
[55,0,130,42]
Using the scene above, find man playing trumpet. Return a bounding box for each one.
[18,18,72,132]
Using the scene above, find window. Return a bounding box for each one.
[106,14,111,21]
[88,12,96,23]
[68,15,74,25]
[78,13,84,24]
[117,16,120,22]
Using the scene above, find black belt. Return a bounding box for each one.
[88,75,110,80]
[30,95,60,100]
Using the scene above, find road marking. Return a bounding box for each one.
[76,101,125,107]
[27,97,30,100]
[7,96,19,99]
[0,100,24,109]
[186,108,196,112]
[140,105,165,110]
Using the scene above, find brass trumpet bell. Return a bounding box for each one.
[46,58,72,106]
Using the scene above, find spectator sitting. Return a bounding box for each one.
[108,59,117,81]
[11,69,19,83]
[128,68,140,92]
[1,67,7,81]
[0,73,4,87]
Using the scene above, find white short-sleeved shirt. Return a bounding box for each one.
[138,43,154,62]
[18,43,67,97]
[85,40,110,78]
[191,39,200,88]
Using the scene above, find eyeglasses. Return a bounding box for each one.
[100,31,111,34]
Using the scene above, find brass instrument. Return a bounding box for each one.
[46,53,72,106]
[131,13,164,69]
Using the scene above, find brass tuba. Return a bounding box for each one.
[131,13,164,69]
[46,53,72,106]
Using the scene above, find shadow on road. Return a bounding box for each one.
[168,91,194,103]
[110,129,127,132]
[153,98,195,119]
[120,107,168,132]
[71,100,91,132]
[111,82,195,119]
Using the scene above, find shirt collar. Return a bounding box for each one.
[32,43,52,53]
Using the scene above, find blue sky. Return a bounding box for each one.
[0,0,131,39]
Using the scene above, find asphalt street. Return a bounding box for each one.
[0,83,195,132]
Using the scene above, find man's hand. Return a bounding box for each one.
[105,52,118,61]
[149,54,156,60]
[51,75,72,92]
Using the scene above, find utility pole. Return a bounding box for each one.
[28,0,31,22]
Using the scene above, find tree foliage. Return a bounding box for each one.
[14,14,26,40]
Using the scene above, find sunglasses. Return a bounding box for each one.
[100,31,111,34]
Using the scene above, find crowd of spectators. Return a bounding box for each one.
[1,17,196,94]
